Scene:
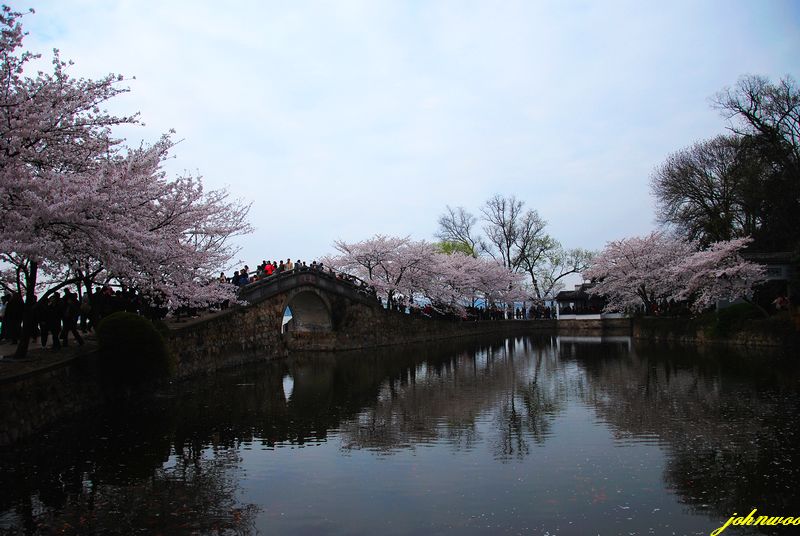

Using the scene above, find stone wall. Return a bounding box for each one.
[554,317,632,336]
[0,359,102,446]
[632,316,797,348]
[167,298,287,379]
[165,271,634,377]
[166,304,559,377]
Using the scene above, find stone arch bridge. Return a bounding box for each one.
[239,269,379,336]
[166,269,556,378]
[168,270,407,376]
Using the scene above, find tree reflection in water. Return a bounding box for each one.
[0,399,259,535]
[562,338,800,532]
[333,337,566,459]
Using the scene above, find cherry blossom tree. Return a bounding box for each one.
[585,232,765,314]
[328,235,526,316]
[328,235,436,304]
[416,253,503,314]
[670,237,765,313]
[431,253,484,310]
[0,8,251,357]
[583,231,696,313]
[95,137,252,307]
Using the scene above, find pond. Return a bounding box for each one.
[1,335,799,535]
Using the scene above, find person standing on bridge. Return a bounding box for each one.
[286,258,293,271]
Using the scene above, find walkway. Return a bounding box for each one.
[0,337,97,383]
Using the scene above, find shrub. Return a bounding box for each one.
[96,312,175,385]
[711,303,764,337]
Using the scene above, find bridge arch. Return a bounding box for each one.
[282,287,333,333]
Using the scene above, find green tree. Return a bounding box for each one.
[436,240,476,256]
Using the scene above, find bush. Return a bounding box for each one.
[96,312,175,385]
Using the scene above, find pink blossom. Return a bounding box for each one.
[0,8,252,322]
[670,237,765,312]
[584,232,765,314]
[328,235,526,314]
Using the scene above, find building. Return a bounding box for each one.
[554,282,624,319]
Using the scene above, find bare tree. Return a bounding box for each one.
[481,194,527,270]
[436,206,484,257]
[481,195,519,269]
[533,246,594,300]
[711,75,800,250]
[480,194,550,273]
[515,231,593,301]
[650,135,763,246]
[437,194,595,302]
[517,234,558,298]
[512,209,548,270]
[714,75,799,170]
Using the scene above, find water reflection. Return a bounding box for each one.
[336,339,566,459]
[1,335,798,535]
[0,400,258,534]
[564,338,800,523]
[282,374,294,401]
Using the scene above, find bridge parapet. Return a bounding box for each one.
[239,269,379,307]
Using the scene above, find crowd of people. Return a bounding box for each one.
[0,286,167,351]
[220,258,340,287]
[222,258,379,298]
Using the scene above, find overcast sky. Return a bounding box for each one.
[20,0,800,266]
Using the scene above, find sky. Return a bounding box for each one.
[17,0,800,268]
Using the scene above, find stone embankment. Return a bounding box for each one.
[632,316,797,348]
[1,315,630,446]
[0,342,101,446]
[167,306,632,379]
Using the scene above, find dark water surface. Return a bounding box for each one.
[2,336,799,535]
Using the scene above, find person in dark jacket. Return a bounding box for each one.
[60,290,84,347]
[79,293,91,333]
[2,292,23,345]
[44,292,62,350]
[35,296,50,348]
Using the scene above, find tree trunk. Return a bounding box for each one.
[14,261,37,359]
[527,269,542,300]
[83,277,94,298]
